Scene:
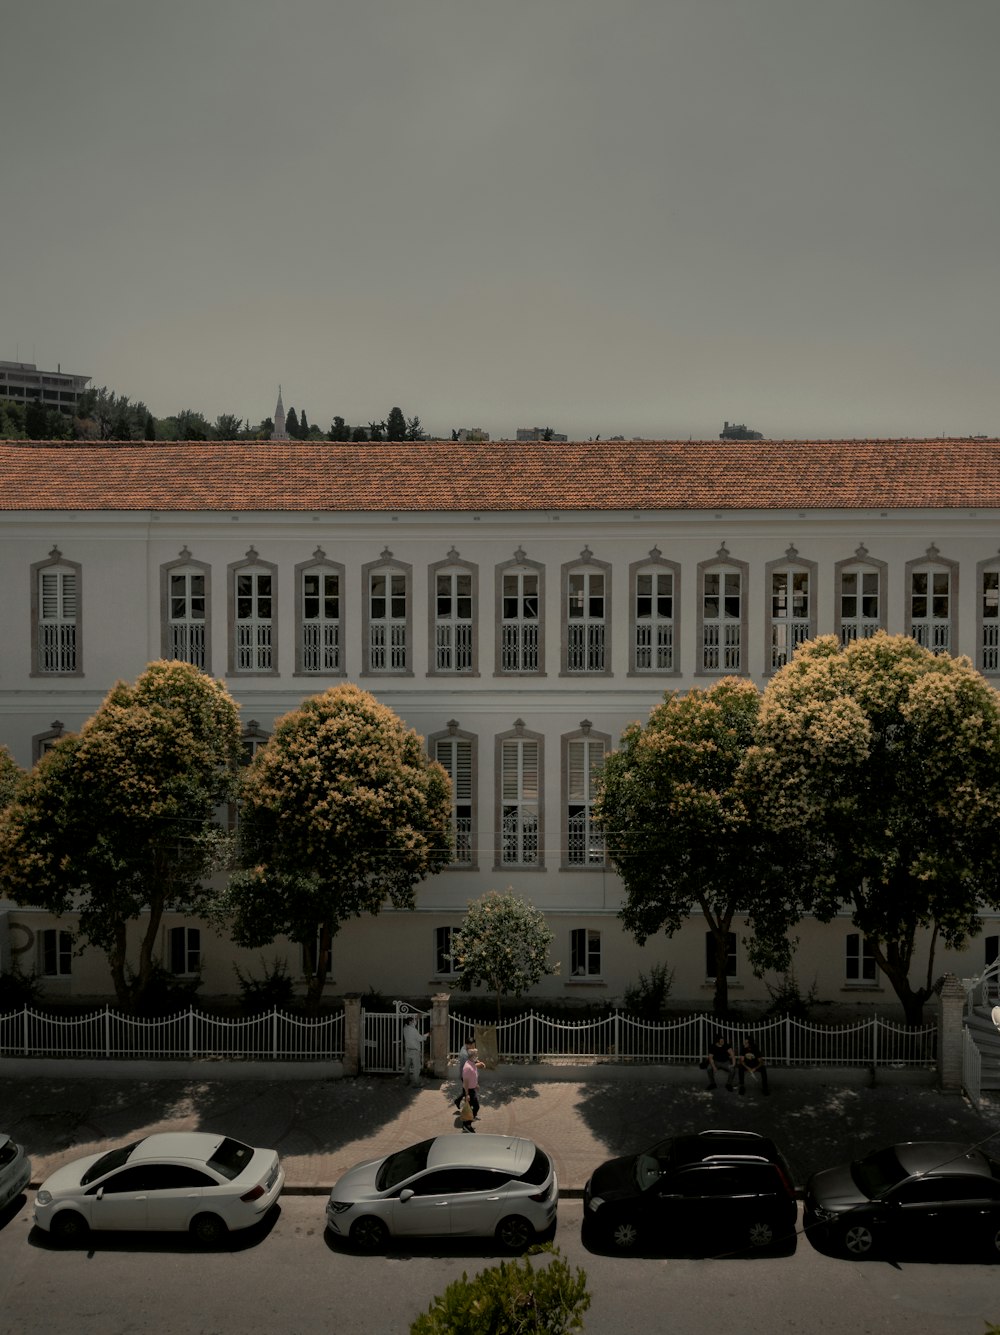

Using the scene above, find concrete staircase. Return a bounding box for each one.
[964,1002,1000,1091]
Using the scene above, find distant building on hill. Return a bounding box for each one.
[516,426,568,441]
[720,420,764,440]
[0,360,90,416]
[454,428,490,442]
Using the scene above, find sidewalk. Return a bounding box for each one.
[3,1059,999,1197]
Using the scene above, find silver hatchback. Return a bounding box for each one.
[0,1134,32,1213]
[326,1134,558,1253]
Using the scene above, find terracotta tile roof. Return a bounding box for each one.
[1,439,998,512]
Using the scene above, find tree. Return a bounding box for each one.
[284,406,300,440]
[0,745,23,811]
[328,415,350,442]
[448,891,558,1024]
[352,424,369,441]
[411,1246,590,1335]
[385,406,407,441]
[212,414,244,440]
[367,419,385,442]
[747,633,1000,1025]
[406,415,425,441]
[595,677,794,1014]
[222,684,452,1013]
[0,661,242,1011]
[299,408,310,438]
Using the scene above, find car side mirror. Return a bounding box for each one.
[96,1188,104,1200]
[399,1189,414,1203]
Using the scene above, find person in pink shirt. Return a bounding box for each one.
[460,1044,486,1132]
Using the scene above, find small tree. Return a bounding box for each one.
[385,405,407,441]
[411,1246,590,1335]
[222,684,452,1013]
[0,661,242,1011]
[449,891,558,1024]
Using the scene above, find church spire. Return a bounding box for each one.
[273,385,288,440]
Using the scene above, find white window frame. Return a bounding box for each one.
[496,551,545,676]
[32,548,82,676]
[228,549,278,675]
[496,725,543,869]
[845,932,878,984]
[562,727,608,869]
[431,726,477,868]
[835,548,887,646]
[295,551,345,676]
[363,552,411,675]
[40,927,73,977]
[766,551,817,673]
[162,550,210,672]
[168,926,201,977]
[906,549,958,656]
[978,558,1000,675]
[429,553,478,676]
[697,551,748,674]
[629,551,680,676]
[561,550,611,676]
[570,928,602,979]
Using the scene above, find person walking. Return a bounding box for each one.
[452,1032,475,1113]
[703,1032,736,1090]
[402,1017,427,1087]
[737,1034,770,1095]
[458,1043,486,1131]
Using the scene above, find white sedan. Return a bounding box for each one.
[0,1134,32,1212]
[326,1134,558,1252]
[33,1131,284,1246]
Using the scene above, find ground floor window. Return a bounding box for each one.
[845,932,877,983]
[570,928,602,978]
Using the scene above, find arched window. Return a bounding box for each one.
[296,549,344,675]
[161,548,210,672]
[228,548,278,675]
[363,549,411,674]
[562,549,611,675]
[32,547,82,676]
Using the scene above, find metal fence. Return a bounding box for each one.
[0,1007,345,1062]
[449,1011,937,1067]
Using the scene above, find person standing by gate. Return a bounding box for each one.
[403,1017,427,1087]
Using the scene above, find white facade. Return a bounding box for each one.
[2,439,1000,1012]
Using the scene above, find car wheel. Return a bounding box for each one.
[190,1213,228,1247]
[841,1221,876,1257]
[986,1223,1000,1258]
[609,1217,640,1251]
[496,1215,534,1253]
[350,1215,389,1253]
[49,1210,89,1246]
[747,1219,775,1249]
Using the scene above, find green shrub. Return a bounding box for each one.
[233,957,295,1014]
[0,964,42,1012]
[410,1245,590,1335]
[623,961,674,1020]
[764,969,818,1019]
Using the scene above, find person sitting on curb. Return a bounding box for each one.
[703,1032,736,1090]
[737,1034,770,1095]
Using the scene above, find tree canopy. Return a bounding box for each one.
[0,661,242,1010]
[595,677,795,1014]
[448,890,558,1023]
[747,633,1000,1024]
[222,684,452,1011]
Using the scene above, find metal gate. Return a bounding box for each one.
[362,1000,430,1074]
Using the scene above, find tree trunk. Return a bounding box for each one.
[711,928,731,1015]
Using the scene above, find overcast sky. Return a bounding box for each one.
[6,0,999,440]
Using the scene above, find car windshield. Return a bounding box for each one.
[80,1140,141,1186]
[207,1138,255,1181]
[377,1139,433,1192]
[851,1147,907,1200]
[634,1142,674,1192]
[522,1146,551,1186]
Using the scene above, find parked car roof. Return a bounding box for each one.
[128,1132,230,1163]
[894,1142,996,1180]
[426,1135,538,1175]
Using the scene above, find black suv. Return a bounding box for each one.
[583,1129,797,1253]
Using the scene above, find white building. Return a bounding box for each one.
[2,437,998,1012]
[0,360,90,415]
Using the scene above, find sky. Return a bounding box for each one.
[5,0,1000,441]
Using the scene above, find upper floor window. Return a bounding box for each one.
[906,546,957,655]
[698,548,747,673]
[296,551,344,675]
[630,550,679,675]
[363,550,411,675]
[32,547,81,676]
[978,559,1000,675]
[162,549,210,672]
[570,928,602,978]
[563,726,608,868]
[562,550,611,675]
[430,552,477,675]
[845,932,877,983]
[497,724,543,868]
[496,551,544,675]
[767,549,816,672]
[228,548,277,675]
[433,725,476,867]
[836,548,886,645]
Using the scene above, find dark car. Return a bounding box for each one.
[582,1128,797,1253]
[804,1140,1000,1259]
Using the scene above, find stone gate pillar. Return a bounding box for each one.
[430,992,450,1079]
[936,973,965,1092]
[343,993,362,1077]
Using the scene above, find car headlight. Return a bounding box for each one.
[587,1196,604,1212]
[327,1200,353,1214]
[35,1189,52,1206]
